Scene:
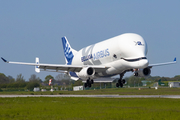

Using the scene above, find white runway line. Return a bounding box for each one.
[0,95,180,98]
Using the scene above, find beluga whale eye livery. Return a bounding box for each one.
[1,33,176,88]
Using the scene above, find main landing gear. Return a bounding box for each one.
[116,70,133,88]
[116,72,126,88]
[84,78,94,88]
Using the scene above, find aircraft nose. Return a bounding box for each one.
[138,59,149,68]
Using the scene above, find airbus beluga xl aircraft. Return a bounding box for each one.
[1,33,176,88]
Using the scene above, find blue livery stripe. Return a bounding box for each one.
[69,72,78,78]
[62,37,74,65]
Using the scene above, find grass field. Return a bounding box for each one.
[1,87,180,95]
[0,97,180,120]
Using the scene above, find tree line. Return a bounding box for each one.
[124,75,180,87]
[0,72,180,90]
[0,73,71,90]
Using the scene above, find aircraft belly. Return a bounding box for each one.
[95,65,122,78]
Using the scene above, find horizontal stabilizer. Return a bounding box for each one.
[71,76,79,81]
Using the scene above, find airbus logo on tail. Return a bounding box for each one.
[64,44,71,57]
[134,41,144,46]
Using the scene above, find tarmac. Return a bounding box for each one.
[1,95,180,98]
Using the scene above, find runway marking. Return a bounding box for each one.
[0,95,180,98]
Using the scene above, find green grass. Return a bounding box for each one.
[0,97,180,120]
[1,87,180,95]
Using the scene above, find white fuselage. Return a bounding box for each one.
[1,32,176,82]
[72,33,149,78]
[1,33,175,82]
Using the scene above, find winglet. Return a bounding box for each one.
[1,57,8,63]
[174,57,176,62]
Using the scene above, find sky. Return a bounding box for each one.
[0,0,179,81]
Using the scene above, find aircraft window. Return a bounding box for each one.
[122,57,147,62]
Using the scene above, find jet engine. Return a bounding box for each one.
[134,67,151,77]
[77,67,95,79]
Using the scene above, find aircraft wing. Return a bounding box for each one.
[1,57,109,73]
[148,57,176,68]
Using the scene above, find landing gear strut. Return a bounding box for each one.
[116,72,126,88]
[84,78,94,88]
[116,69,134,88]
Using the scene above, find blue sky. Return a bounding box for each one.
[0,1,179,81]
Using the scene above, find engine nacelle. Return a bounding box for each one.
[77,67,95,79]
[134,67,151,77]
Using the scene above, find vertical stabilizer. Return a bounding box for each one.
[35,57,40,73]
[62,37,77,65]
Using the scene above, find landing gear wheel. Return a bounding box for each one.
[88,83,91,87]
[118,79,121,84]
[116,83,119,87]
[122,79,126,84]
[91,80,94,84]
[120,83,123,88]
[84,83,88,88]
[85,78,94,88]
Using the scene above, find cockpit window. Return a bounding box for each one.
[122,57,147,62]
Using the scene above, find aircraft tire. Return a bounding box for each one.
[91,80,94,84]
[120,83,123,88]
[84,83,88,88]
[116,83,119,87]
[88,83,91,88]
[122,79,126,84]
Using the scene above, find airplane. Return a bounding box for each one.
[1,33,177,88]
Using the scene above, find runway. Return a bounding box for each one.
[1,95,180,98]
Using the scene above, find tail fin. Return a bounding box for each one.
[62,37,77,65]
[35,57,40,73]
